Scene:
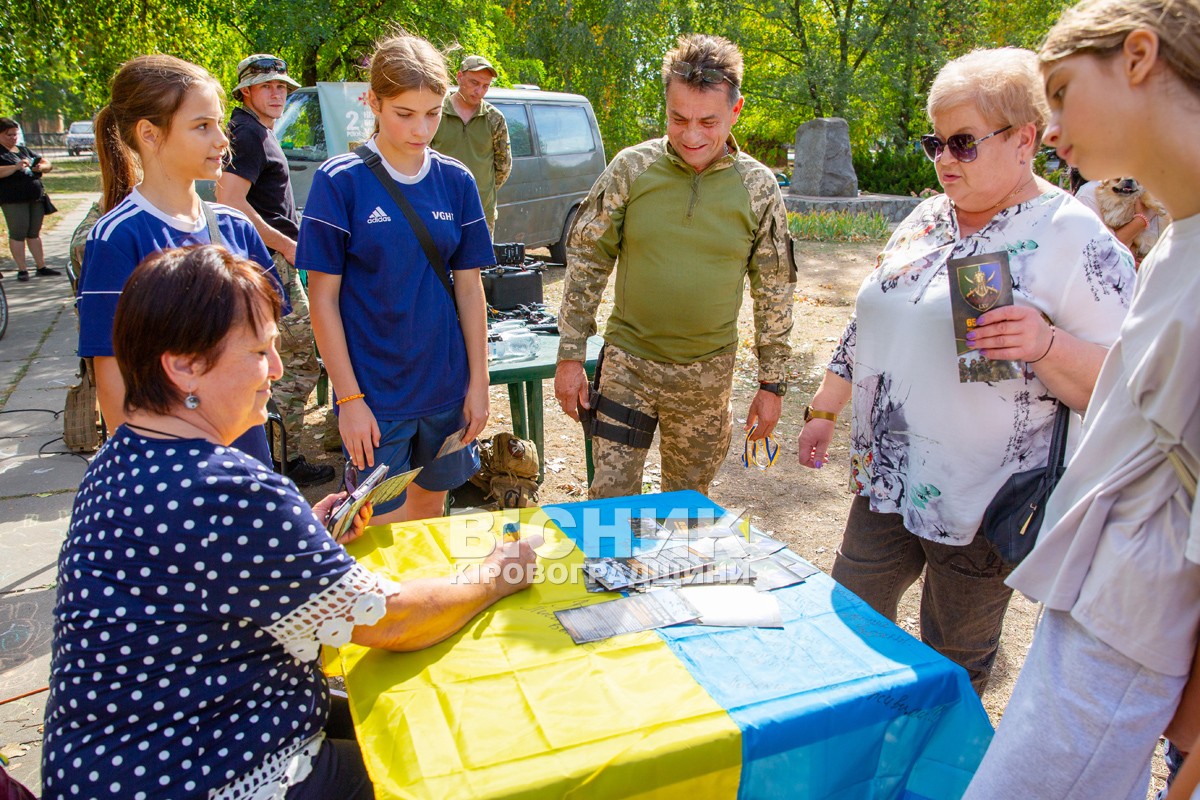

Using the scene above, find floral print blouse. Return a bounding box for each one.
[829,190,1135,543]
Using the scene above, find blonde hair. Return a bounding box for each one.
[927,48,1049,141]
[370,33,449,101]
[95,55,224,212]
[1041,0,1200,97]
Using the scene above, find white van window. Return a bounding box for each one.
[494,103,533,158]
[277,92,327,162]
[531,105,593,156]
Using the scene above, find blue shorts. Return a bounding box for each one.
[351,407,480,515]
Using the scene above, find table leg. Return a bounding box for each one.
[525,380,545,483]
[507,383,529,440]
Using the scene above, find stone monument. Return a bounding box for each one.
[791,117,858,197]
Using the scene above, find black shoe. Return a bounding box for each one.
[280,455,335,487]
[36,267,62,277]
[17,271,30,282]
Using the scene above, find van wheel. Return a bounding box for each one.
[548,205,579,267]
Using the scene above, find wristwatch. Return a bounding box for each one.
[804,405,838,423]
[759,382,787,397]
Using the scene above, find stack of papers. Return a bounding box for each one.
[581,513,820,594]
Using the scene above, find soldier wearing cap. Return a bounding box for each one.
[554,34,796,499]
[217,54,334,487]
[430,54,511,232]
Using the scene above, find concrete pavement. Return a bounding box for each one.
[0,196,97,793]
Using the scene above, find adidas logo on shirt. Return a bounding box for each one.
[367,206,391,224]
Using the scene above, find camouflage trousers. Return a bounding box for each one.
[589,345,735,500]
[271,252,321,446]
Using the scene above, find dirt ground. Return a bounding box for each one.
[292,242,1170,795]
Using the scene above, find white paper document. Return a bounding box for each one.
[678,585,784,628]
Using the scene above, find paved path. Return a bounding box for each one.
[0,195,97,793]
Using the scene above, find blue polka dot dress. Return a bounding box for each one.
[42,427,399,798]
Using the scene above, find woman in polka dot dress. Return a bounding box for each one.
[42,247,536,799]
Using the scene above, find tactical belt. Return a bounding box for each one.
[578,346,658,449]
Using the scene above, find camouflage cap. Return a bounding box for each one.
[460,55,498,76]
[233,54,300,100]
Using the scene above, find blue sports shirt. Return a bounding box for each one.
[76,189,289,463]
[296,141,494,420]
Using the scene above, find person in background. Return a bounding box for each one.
[554,33,796,500]
[796,47,1133,696]
[217,53,334,487]
[77,54,288,465]
[303,33,493,524]
[429,54,511,233]
[0,117,61,282]
[962,0,1200,796]
[43,245,536,798]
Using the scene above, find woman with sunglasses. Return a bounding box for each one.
[797,47,1135,696]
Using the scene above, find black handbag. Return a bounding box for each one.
[42,193,57,214]
[981,401,1071,565]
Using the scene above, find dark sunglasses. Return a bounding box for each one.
[920,125,1012,163]
[239,57,288,81]
[670,61,736,88]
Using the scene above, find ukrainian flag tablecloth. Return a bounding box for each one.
[338,491,993,799]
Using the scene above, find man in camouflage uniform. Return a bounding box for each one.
[430,55,512,233]
[216,54,333,486]
[554,33,796,500]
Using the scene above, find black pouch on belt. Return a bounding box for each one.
[577,346,658,449]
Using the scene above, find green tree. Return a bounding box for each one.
[506,0,700,156]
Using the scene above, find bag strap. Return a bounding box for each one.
[353,144,456,305]
[200,201,224,248]
[1047,401,1072,477]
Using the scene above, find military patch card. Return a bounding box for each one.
[948,251,1022,383]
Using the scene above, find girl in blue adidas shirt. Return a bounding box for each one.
[78,54,287,464]
[301,33,493,523]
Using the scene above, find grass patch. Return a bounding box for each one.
[41,159,103,195]
[788,210,891,242]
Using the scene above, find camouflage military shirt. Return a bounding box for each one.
[430,93,512,224]
[557,135,796,382]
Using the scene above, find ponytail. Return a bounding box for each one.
[95,105,139,213]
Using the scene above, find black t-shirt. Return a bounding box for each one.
[0,145,45,204]
[224,107,299,242]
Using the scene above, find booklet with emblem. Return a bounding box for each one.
[327,465,422,542]
[582,542,715,591]
[948,251,1022,383]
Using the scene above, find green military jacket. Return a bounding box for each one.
[431,93,512,225]
[557,135,796,382]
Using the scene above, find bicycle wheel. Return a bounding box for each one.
[0,282,8,340]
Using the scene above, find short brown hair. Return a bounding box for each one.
[113,246,282,415]
[0,117,18,134]
[1041,0,1200,99]
[662,34,743,104]
[927,48,1050,141]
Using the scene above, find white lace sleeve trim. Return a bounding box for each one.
[209,732,324,800]
[265,563,402,662]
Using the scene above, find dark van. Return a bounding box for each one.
[265,83,606,264]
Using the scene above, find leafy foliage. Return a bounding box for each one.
[0,0,1078,171]
[853,145,938,196]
